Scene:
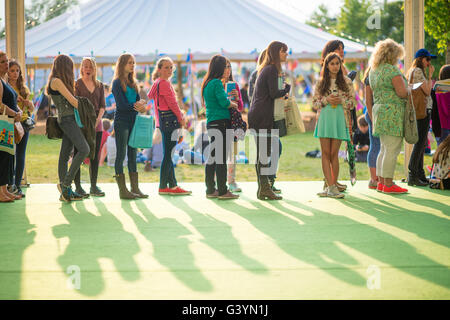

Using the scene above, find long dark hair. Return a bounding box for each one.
[321,40,344,66]
[8,60,27,98]
[316,53,349,96]
[257,41,288,75]
[407,57,426,79]
[46,54,75,95]
[433,135,450,164]
[201,55,227,102]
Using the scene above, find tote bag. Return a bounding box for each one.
[129,114,154,149]
[404,88,419,144]
[285,97,305,135]
[0,108,15,154]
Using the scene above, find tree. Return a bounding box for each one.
[424,0,450,64]
[306,4,337,30]
[0,0,79,39]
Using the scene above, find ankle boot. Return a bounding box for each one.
[269,177,281,194]
[408,173,428,187]
[257,175,282,200]
[129,172,149,198]
[255,164,261,197]
[114,173,137,199]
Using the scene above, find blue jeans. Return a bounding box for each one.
[365,112,380,168]
[269,138,282,180]
[160,129,178,189]
[14,129,29,187]
[114,119,137,175]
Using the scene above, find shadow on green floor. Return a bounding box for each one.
[343,193,450,249]
[213,195,450,290]
[51,199,141,297]
[0,195,35,299]
[171,197,269,275]
[122,200,213,292]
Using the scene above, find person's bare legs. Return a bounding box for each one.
[369,167,378,183]
[329,139,342,186]
[320,138,333,186]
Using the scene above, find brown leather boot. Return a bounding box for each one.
[255,164,261,197]
[114,173,137,200]
[129,172,149,198]
[257,176,282,200]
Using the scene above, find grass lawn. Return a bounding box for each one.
[25,132,436,184]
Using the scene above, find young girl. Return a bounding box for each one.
[313,53,356,198]
[202,55,239,200]
[46,54,87,202]
[222,58,244,193]
[147,57,191,195]
[112,53,148,199]
[73,57,106,197]
[7,60,34,198]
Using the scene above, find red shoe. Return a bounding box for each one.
[168,186,192,196]
[383,184,408,194]
[377,183,384,192]
[158,187,172,195]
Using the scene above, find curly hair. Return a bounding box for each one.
[369,39,404,70]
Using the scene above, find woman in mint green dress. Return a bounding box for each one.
[313,53,356,198]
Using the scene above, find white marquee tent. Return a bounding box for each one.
[0,0,371,67]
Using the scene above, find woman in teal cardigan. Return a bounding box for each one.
[201,55,239,200]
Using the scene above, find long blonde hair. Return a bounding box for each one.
[369,39,404,70]
[152,57,175,81]
[46,54,75,95]
[113,53,138,92]
[80,57,100,87]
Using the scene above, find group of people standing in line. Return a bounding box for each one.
[0,37,449,203]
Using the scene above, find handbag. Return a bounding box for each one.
[0,107,15,155]
[129,114,154,148]
[14,121,24,144]
[273,119,287,137]
[404,88,419,144]
[229,107,247,140]
[284,97,305,135]
[409,71,428,120]
[21,116,35,131]
[46,116,63,139]
[157,82,180,132]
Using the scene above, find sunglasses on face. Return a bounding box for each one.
[426,57,431,61]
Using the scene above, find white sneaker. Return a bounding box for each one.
[229,182,242,193]
[327,185,345,198]
[317,187,328,197]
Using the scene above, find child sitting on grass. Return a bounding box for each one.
[353,115,370,162]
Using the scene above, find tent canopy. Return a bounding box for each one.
[1,0,371,66]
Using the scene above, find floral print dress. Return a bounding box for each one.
[369,63,407,137]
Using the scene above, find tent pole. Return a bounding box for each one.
[404,0,424,178]
[190,61,197,120]
[176,61,184,107]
